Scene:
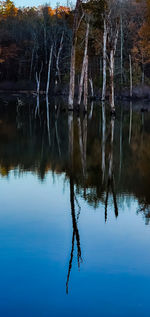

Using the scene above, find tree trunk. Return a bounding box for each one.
[46,45,53,95]
[55,31,64,86]
[83,55,88,110]
[108,21,119,113]
[102,19,107,101]
[78,22,89,106]
[120,14,123,85]
[44,26,47,65]
[129,54,132,98]
[68,0,82,109]
[68,42,76,108]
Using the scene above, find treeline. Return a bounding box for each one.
[0,0,150,101]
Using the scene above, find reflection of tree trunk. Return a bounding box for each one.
[119,105,123,180]
[36,62,43,94]
[68,113,74,166]
[46,95,51,146]
[102,102,106,183]
[41,123,46,159]
[83,114,87,178]
[109,50,115,112]
[129,101,132,144]
[89,101,93,120]
[77,116,87,178]
[78,117,84,175]
[55,120,61,157]
[35,94,40,117]
[66,177,82,294]
[70,177,82,266]
[66,114,82,294]
[111,175,118,218]
[105,117,118,221]
[89,78,94,99]
[108,117,114,179]
[66,229,75,294]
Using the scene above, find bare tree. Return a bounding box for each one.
[78,22,89,107]
[68,0,84,109]
[108,21,119,113]
[83,55,88,110]
[129,54,133,98]
[102,19,108,101]
[55,31,64,86]
[46,45,54,95]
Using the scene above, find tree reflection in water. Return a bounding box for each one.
[0,98,150,225]
[66,113,82,294]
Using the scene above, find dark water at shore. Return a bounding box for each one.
[0,96,150,316]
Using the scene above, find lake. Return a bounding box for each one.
[0,96,150,316]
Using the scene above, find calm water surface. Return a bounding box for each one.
[0,97,150,316]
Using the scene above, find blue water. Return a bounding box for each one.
[0,171,150,316]
[0,99,150,316]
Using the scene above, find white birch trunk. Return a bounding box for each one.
[120,14,123,85]
[102,19,107,101]
[68,41,77,108]
[55,31,64,85]
[68,0,83,109]
[108,26,119,112]
[46,45,53,95]
[44,27,47,65]
[78,22,89,106]
[83,55,88,110]
[129,54,132,98]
